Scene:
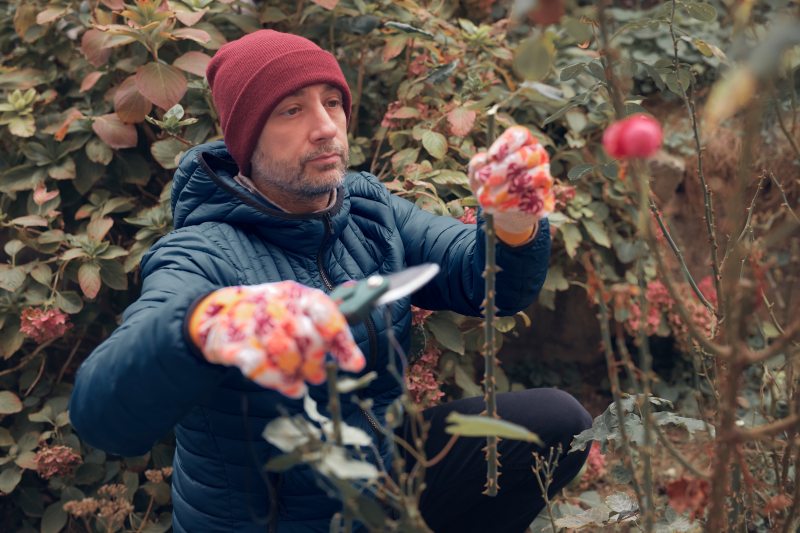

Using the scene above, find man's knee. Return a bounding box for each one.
[499,388,592,449]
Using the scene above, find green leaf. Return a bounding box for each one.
[0,428,13,447]
[542,264,569,292]
[567,163,593,181]
[55,291,83,314]
[3,240,24,258]
[0,466,22,494]
[684,2,716,21]
[493,316,517,333]
[384,21,435,39]
[151,137,187,169]
[0,267,26,292]
[48,157,75,180]
[135,63,187,111]
[11,215,48,227]
[0,324,25,359]
[559,223,581,258]
[7,116,35,137]
[560,63,587,81]
[582,219,611,248]
[99,260,128,290]
[513,35,554,81]
[454,364,482,397]
[426,314,464,354]
[0,391,23,414]
[445,412,543,444]
[85,138,113,165]
[421,130,447,160]
[40,501,67,533]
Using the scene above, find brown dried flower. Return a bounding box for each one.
[34,445,82,479]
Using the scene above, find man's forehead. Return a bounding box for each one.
[283,83,342,99]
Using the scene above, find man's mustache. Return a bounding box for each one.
[301,145,347,164]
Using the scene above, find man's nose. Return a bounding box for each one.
[309,101,339,143]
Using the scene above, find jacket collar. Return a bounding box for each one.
[171,141,350,258]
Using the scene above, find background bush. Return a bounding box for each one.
[0,0,798,531]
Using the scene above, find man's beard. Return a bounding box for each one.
[250,144,349,198]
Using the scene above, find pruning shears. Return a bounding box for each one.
[331,263,440,325]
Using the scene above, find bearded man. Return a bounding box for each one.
[70,30,592,533]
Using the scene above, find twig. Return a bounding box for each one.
[652,423,709,479]
[782,444,800,533]
[774,101,800,161]
[532,446,560,533]
[348,47,367,136]
[590,254,645,511]
[734,414,800,441]
[424,434,459,468]
[650,200,716,314]
[669,0,723,319]
[326,363,342,445]
[636,261,656,533]
[56,334,83,384]
[768,171,800,224]
[747,316,800,364]
[134,496,155,533]
[0,339,55,377]
[23,354,47,397]
[482,111,500,497]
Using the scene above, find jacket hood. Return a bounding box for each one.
[171,140,350,257]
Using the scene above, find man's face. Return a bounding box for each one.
[250,83,349,199]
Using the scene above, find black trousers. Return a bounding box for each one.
[397,388,593,533]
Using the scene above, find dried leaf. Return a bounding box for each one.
[311,0,340,9]
[92,113,138,149]
[87,217,114,242]
[36,7,69,25]
[174,8,207,27]
[173,51,212,77]
[171,28,211,44]
[80,29,112,67]
[446,107,477,137]
[54,108,84,141]
[135,62,187,110]
[80,71,104,93]
[78,262,102,299]
[114,76,152,124]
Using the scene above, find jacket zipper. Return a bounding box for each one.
[317,213,379,370]
[317,214,383,443]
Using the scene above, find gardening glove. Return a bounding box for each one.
[188,281,365,398]
[468,126,555,246]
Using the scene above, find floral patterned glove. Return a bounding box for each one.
[188,281,365,398]
[468,126,555,245]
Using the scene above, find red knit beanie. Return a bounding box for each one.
[206,30,352,176]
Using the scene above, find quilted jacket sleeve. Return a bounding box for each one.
[389,194,551,317]
[69,229,237,456]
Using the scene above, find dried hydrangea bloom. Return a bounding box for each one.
[34,444,82,479]
[20,307,71,344]
[192,281,365,398]
[467,125,555,219]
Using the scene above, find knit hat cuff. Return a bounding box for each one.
[223,49,352,176]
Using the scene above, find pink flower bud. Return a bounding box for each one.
[603,114,663,159]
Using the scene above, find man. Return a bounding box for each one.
[70,30,592,532]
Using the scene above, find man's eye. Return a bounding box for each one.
[283,107,300,116]
[326,99,341,108]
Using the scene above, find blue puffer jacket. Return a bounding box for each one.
[69,141,551,532]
